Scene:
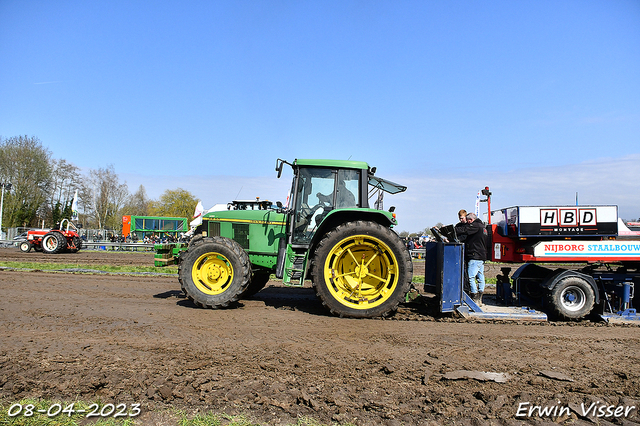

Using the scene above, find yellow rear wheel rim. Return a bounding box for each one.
[191,252,234,295]
[323,235,399,310]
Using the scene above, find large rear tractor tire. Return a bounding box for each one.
[69,236,83,253]
[312,221,413,318]
[178,236,251,309]
[42,232,66,254]
[19,241,32,253]
[547,276,595,320]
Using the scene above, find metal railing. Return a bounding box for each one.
[409,249,426,259]
[77,241,155,251]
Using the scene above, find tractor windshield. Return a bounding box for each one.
[292,167,360,243]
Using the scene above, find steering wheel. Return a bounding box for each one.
[300,202,324,218]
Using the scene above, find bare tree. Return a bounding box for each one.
[122,184,152,216]
[89,165,129,231]
[75,180,94,227]
[49,159,81,205]
[0,135,52,227]
[43,158,83,224]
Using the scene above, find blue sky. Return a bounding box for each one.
[1,0,639,232]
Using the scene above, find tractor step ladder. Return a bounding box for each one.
[283,245,306,287]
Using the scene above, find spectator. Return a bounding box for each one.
[455,209,468,237]
[457,212,488,304]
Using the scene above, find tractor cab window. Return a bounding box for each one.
[292,167,360,243]
[335,169,359,209]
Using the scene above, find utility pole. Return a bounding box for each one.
[0,182,13,240]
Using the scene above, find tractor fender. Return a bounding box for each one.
[540,269,600,305]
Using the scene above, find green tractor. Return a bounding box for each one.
[163,158,413,318]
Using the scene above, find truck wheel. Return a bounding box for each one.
[312,221,413,318]
[548,277,595,320]
[19,241,32,253]
[178,236,251,309]
[239,270,271,299]
[42,232,66,254]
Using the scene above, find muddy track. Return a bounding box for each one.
[0,246,154,266]
[1,248,639,425]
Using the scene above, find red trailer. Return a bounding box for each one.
[430,192,639,322]
[487,199,639,321]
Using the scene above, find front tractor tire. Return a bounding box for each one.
[312,221,413,318]
[178,236,251,309]
[41,232,67,254]
[19,241,32,253]
[547,276,595,320]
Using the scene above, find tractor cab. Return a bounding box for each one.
[277,158,406,246]
[273,158,409,290]
[290,163,362,244]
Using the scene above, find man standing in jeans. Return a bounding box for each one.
[459,212,488,304]
[454,209,470,293]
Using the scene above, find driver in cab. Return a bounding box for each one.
[316,179,356,208]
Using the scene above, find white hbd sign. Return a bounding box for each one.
[539,208,597,227]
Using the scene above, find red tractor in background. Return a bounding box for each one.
[19,219,83,254]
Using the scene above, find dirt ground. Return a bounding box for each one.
[0,246,157,266]
[1,247,639,425]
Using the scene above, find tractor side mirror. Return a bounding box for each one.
[389,206,396,212]
[276,160,284,178]
[275,158,293,179]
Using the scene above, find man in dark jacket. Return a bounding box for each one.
[454,209,468,236]
[457,212,487,304]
